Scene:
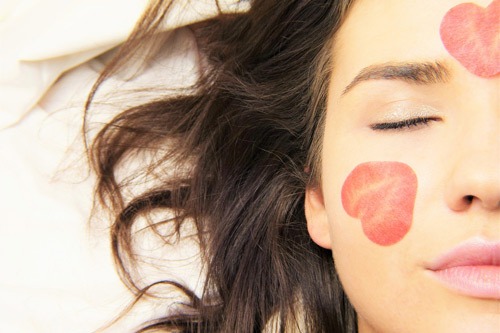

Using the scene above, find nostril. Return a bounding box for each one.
[464,195,474,204]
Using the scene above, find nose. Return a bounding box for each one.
[445,127,500,212]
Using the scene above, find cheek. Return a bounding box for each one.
[341,162,418,246]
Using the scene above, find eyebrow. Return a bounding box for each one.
[342,61,451,96]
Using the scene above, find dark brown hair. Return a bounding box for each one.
[87,0,356,332]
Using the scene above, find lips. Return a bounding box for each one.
[427,239,500,299]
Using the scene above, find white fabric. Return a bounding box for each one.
[0,0,248,332]
[0,0,248,128]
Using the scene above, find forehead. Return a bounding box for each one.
[331,0,493,95]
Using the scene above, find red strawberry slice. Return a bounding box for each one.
[341,162,418,246]
[440,0,500,77]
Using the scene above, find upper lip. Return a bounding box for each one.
[427,238,500,271]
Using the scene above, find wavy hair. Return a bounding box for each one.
[87,0,357,332]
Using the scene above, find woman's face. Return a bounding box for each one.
[305,0,499,332]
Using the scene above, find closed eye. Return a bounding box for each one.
[370,116,441,131]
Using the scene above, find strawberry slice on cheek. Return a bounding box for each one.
[341,162,418,246]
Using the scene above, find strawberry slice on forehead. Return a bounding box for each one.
[440,0,500,77]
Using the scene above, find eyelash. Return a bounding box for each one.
[370,116,440,131]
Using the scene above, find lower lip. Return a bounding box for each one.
[431,266,500,299]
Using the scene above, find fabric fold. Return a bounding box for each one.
[0,0,248,128]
